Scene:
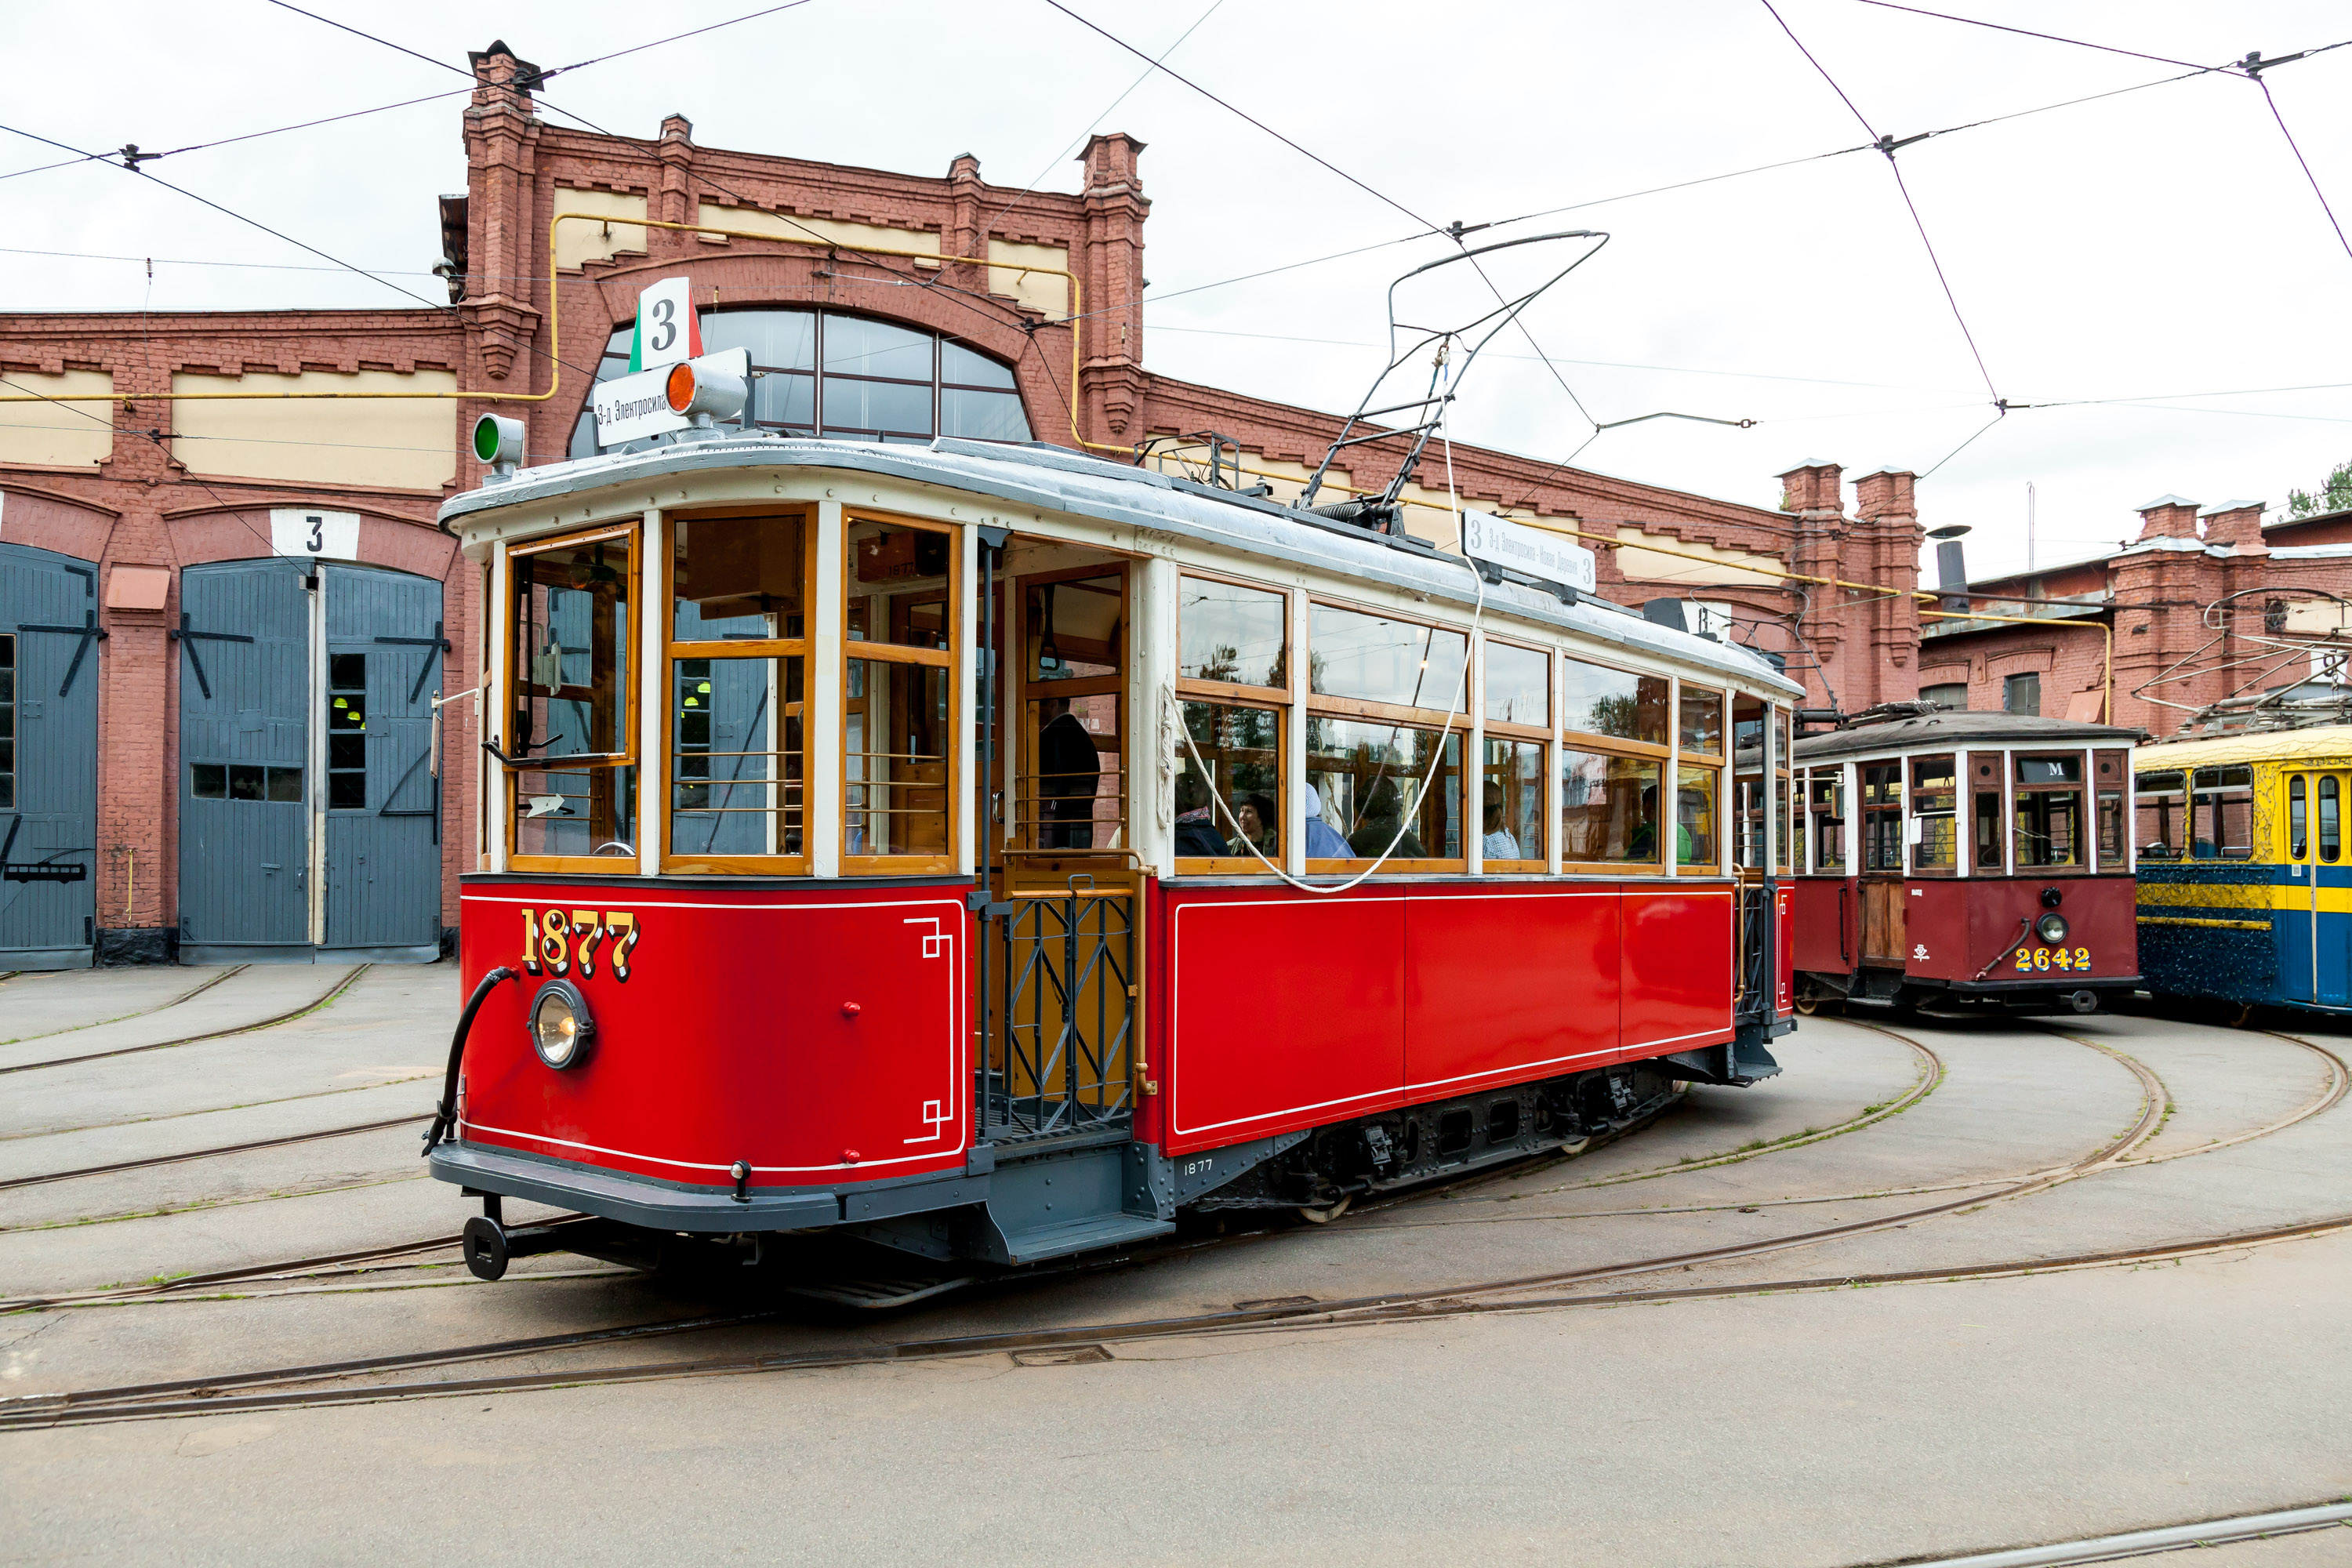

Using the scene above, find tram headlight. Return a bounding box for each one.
[2035,912,2071,946]
[528,979,595,1070]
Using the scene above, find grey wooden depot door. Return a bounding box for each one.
[321,564,444,956]
[0,540,100,970]
[178,558,446,964]
[177,559,312,960]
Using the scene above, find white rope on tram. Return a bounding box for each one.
[1174,338,1488,895]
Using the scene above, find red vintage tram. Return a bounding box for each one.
[426,418,1802,1279]
[1788,707,2142,1015]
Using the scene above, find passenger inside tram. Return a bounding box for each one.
[1033,695,1100,849]
[1302,789,1351,858]
[1231,793,1278,856]
[1481,799,1522,860]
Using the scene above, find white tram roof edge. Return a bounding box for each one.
[439,433,1804,699]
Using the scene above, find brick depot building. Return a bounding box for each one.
[0,37,2174,971]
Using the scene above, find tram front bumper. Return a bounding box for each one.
[430,1141,842,1232]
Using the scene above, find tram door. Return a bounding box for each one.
[1857,760,1907,966]
[0,541,100,969]
[2281,771,2350,1007]
[973,547,1137,1142]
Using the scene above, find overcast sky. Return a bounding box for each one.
[7,1,2350,580]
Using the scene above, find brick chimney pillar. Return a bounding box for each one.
[1077,132,1149,444]
[655,114,695,238]
[2201,501,2267,555]
[1780,461,1843,710]
[2134,494,2201,540]
[946,153,985,295]
[461,42,544,390]
[1851,470,1923,708]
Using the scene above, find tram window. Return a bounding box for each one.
[1860,763,1904,872]
[1769,775,1788,884]
[2134,770,2183,861]
[1178,701,1282,866]
[671,513,806,641]
[844,659,951,860]
[2013,753,2084,870]
[510,525,639,867]
[1559,748,1663,866]
[1484,641,1549,728]
[512,765,638,862]
[1971,753,2004,869]
[2191,764,2253,860]
[1308,604,1468,712]
[511,529,633,766]
[1481,739,1547,868]
[2321,777,2340,863]
[1679,688,1723,756]
[2289,775,2307,860]
[668,655,804,863]
[1808,772,1846,873]
[1019,572,1126,853]
[2094,748,2129,867]
[1307,717,1463,865]
[843,516,956,868]
[1563,657,1668,746]
[1679,765,1720,869]
[1179,577,1287,691]
[1910,754,1958,874]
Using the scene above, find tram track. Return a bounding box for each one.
[9,1011,2333,1425]
[8,1207,2345,1431]
[0,964,372,1076]
[0,965,245,1049]
[0,1115,424,1194]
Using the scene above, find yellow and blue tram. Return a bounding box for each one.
[2135,725,2352,1012]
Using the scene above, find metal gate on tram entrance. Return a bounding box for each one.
[972,882,1137,1143]
[178,559,445,964]
[0,540,101,970]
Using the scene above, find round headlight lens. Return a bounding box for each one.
[529,980,594,1069]
[2035,912,2071,946]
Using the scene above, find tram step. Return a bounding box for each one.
[994,1211,1174,1265]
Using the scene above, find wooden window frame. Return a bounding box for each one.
[1909,751,1961,877]
[1557,735,1669,876]
[659,503,815,876]
[2013,749,2092,875]
[841,509,960,875]
[503,520,644,876]
[1559,649,1673,758]
[1303,594,1472,874]
[1676,681,1729,876]
[1174,571,1291,876]
[1014,560,1131,855]
[1479,724,1549,875]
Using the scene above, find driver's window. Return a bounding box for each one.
[507,524,639,867]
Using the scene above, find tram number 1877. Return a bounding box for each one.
[521,908,643,982]
[2014,946,2093,973]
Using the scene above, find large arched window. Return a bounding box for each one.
[568,307,1032,458]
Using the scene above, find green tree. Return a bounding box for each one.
[2287,458,2352,519]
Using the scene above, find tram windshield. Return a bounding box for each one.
[508,527,637,864]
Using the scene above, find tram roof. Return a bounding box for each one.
[2136,724,2352,771]
[439,433,1802,697]
[1791,709,2140,763]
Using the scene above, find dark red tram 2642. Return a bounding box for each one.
[426,427,1802,1283]
[1788,707,2143,1017]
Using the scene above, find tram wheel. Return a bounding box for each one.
[1793,993,1820,1016]
[1296,1194,1352,1225]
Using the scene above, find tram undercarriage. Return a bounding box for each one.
[452,1045,1782,1283]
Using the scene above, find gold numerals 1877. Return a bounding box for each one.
[521,908,640,981]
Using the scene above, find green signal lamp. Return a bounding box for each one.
[474,414,525,481]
